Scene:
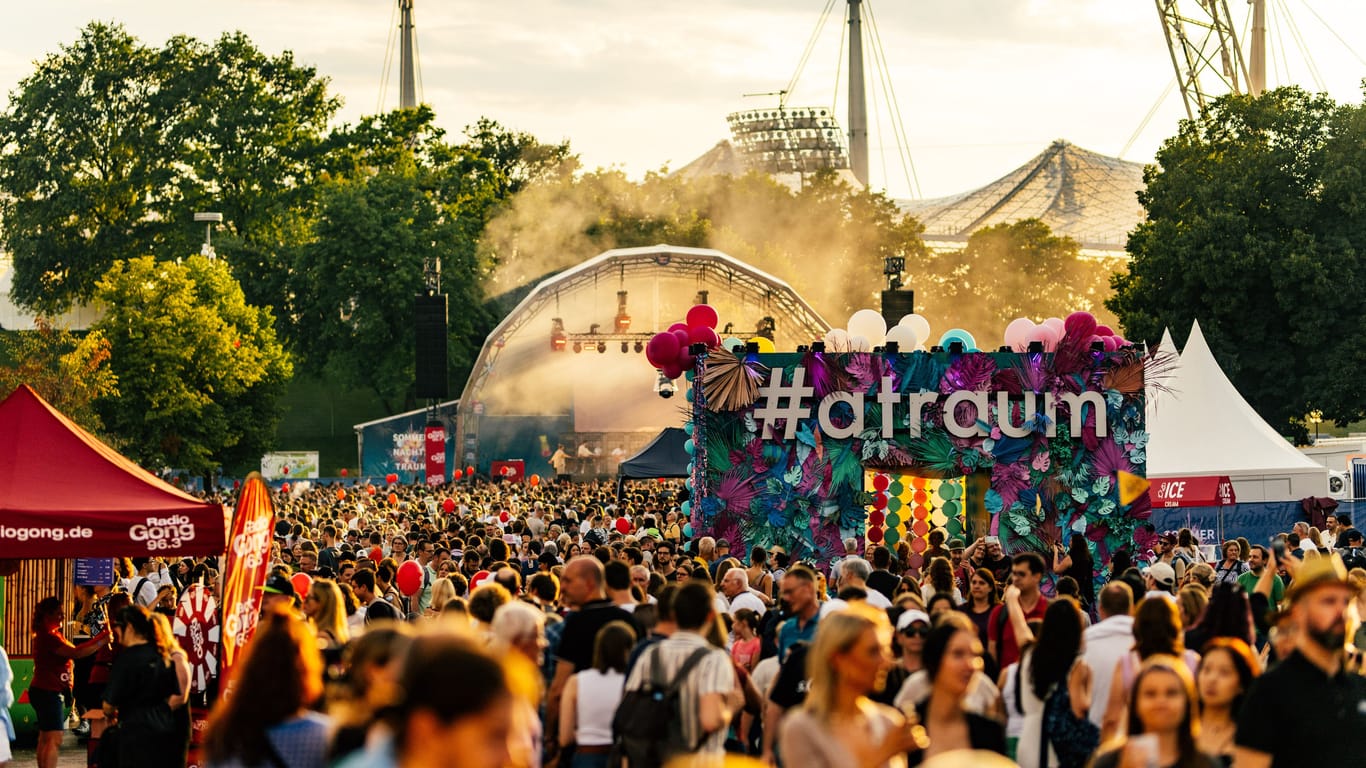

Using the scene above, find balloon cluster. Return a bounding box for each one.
[822,310,961,352]
[645,304,721,380]
[1002,311,1126,352]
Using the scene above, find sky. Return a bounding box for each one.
[1,0,1363,199]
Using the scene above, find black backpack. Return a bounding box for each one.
[611,644,712,768]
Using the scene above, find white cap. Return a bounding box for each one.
[896,609,931,632]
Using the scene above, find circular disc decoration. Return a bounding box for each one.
[910,538,927,554]
[913,490,929,505]
[890,480,905,495]
[908,552,923,572]
[869,510,885,526]
[913,504,929,520]
[947,518,965,537]
[912,520,929,537]
[873,493,888,510]
[885,528,900,545]
[941,499,962,518]
[873,474,891,492]
[931,510,949,527]
[886,512,901,529]
[912,476,928,490]
[938,482,959,501]
[867,527,884,543]
[886,496,903,513]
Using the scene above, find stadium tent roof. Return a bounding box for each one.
[618,427,690,479]
[899,140,1145,252]
[1146,320,1326,502]
[0,385,226,558]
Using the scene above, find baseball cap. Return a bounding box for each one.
[896,609,931,632]
[1287,552,1351,601]
[256,573,295,599]
[1146,561,1176,587]
[717,538,730,549]
[948,539,966,551]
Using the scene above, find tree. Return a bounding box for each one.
[0,23,338,314]
[1108,86,1366,439]
[292,109,501,413]
[461,117,578,198]
[92,255,292,472]
[907,218,1124,341]
[0,320,118,434]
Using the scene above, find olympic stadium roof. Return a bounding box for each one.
[899,140,1145,253]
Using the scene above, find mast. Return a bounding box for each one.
[1249,0,1266,95]
[400,0,417,109]
[847,0,869,187]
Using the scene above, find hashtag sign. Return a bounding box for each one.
[754,367,814,440]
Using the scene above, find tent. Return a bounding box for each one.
[1146,321,1327,503]
[0,385,226,558]
[618,427,690,479]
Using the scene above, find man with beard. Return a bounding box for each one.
[1234,551,1366,767]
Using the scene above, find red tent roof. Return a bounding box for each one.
[0,385,226,558]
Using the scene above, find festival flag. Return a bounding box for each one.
[1118,470,1151,506]
[218,472,275,695]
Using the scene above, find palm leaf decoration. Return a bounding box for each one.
[907,429,959,473]
[702,348,768,412]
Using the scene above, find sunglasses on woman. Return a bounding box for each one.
[901,625,929,638]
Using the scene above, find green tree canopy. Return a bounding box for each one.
[1108,86,1366,438]
[93,255,292,472]
[0,320,118,434]
[0,23,338,314]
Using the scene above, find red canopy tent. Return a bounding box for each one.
[0,385,226,558]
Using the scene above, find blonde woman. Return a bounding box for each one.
[779,604,926,768]
[426,577,456,618]
[303,579,349,649]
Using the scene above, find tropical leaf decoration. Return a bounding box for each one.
[701,348,768,412]
[802,349,853,399]
[907,430,959,473]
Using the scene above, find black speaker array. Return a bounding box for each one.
[414,293,448,399]
[880,289,916,333]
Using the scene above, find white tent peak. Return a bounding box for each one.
[1146,320,1324,501]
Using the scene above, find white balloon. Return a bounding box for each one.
[847,309,888,346]
[824,328,851,352]
[899,313,932,344]
[848,335,872,352]
[885,325,919,350]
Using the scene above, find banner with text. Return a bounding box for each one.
[425,425,447,485]
[218,473,274,696]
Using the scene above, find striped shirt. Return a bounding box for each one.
[623,631,736,755]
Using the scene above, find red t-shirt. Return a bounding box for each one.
[987,595,1049,669]
[31,627,74,692]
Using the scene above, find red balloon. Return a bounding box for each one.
[500,511,510,523]
[387,492,399,505]
[671,328,691,352]
[660,363,683,380]
[366,484,376,496]
[646,332,680,367]
[232,479,240,489]
[667,322,690,334]
[872,474,890,492]
[290,571,312,596]
[869,509,886,526]
[873,493,888,510]
[369,546,383,562]
[615,517,631,534]
[470,570,492,590]
[528,474,541,487]
[686,304,719,330]
[280,482,290,494]
[396,560,424,596]
[385,473,399,484]
[453,468,464,479]
[336,489,346,501]
[442,498,456,513]
[340,468,349,477]
[867,527,885,543]
[466,465,475,476]
[282,466,290,475]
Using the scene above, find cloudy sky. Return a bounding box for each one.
[2,0,1362,199]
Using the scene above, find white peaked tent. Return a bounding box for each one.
[1146,320,1327,502]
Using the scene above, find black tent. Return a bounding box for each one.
[618,427,690,479]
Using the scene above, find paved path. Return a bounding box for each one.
[10,730,97,767]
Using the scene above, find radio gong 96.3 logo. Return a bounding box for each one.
[130,514,196,551]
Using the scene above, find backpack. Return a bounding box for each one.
[1038,681,1099,768]
[611,644,712,768]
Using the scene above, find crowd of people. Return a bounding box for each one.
[11,478,1366,768]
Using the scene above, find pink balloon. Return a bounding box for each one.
[668,322,690,334]
[1004,318,1034,350]
[687,324,713,346]
[661,363,683,380]
[1043,317,1065,333]
[1102,336,1119,352]
[646,332,680,367]
[700,327,721,348]
[1064,312,1098,340]
[675,345,696,370]
[1095,325,1115,337]
[686,304,719,330]
[672,328,692,352]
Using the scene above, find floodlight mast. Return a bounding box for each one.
[400,0,417,109]
[1155,0,1249,120]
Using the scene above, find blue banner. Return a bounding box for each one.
[1148,501,1301,549]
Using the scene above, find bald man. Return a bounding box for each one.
[546,556,637,727]
[721,568,767,615]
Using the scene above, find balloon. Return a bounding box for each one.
[340,468,349,477]
[646,332,680,367]
[385,473,398,484]
[1025,324,1060,352]
[681,500,691,515]
[723,336,745,353]
[667,322,690,334]
[675,345,696,370]
[387,493,398,505]
[869,509,885,526]
[867,526,884,543]
[615,517,631,534]
[453,468,463,479]
[1102,336,1119,352]
[872,474,891,492]
[500,511,510,523]
[1003,317,1035,350]
[899,314,932,343]
[686,304,719,330]
[1043,317,1065,334]
[290,572,311,596]
[848,335,872,353]
[442,498,456,513]
[1095,325,1115,337]
[660,363,684,380]
[470,570,492,589]
[529,474,541,487]
[369,546,384,562]
[823,328,850,352]
[884,325,918,350]
[873,493,888,510]
[938,328,976,351]
[396,561,424,596]
[366,485,376,496]
[280,482,291,494]
[1064,311,1098,340]
[466,465,475,476]
[682,523,693,537]
[232,479,240,490]
[683,421,694,435]
[671,328,692,350]
[687,325,720,349]
[848,309,888,346]
[282,466,290,475]
[684,438,695,455]
[336,489,347,501]
[748,337,776,354]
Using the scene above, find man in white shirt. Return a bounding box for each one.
[122,557,170,607]
[837,556,892,609]
[1082,581,1136,727]
[720,569,767,615]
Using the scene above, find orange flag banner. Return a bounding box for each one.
[217,472,275,695]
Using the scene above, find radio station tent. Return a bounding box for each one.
[0,385,226,558]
